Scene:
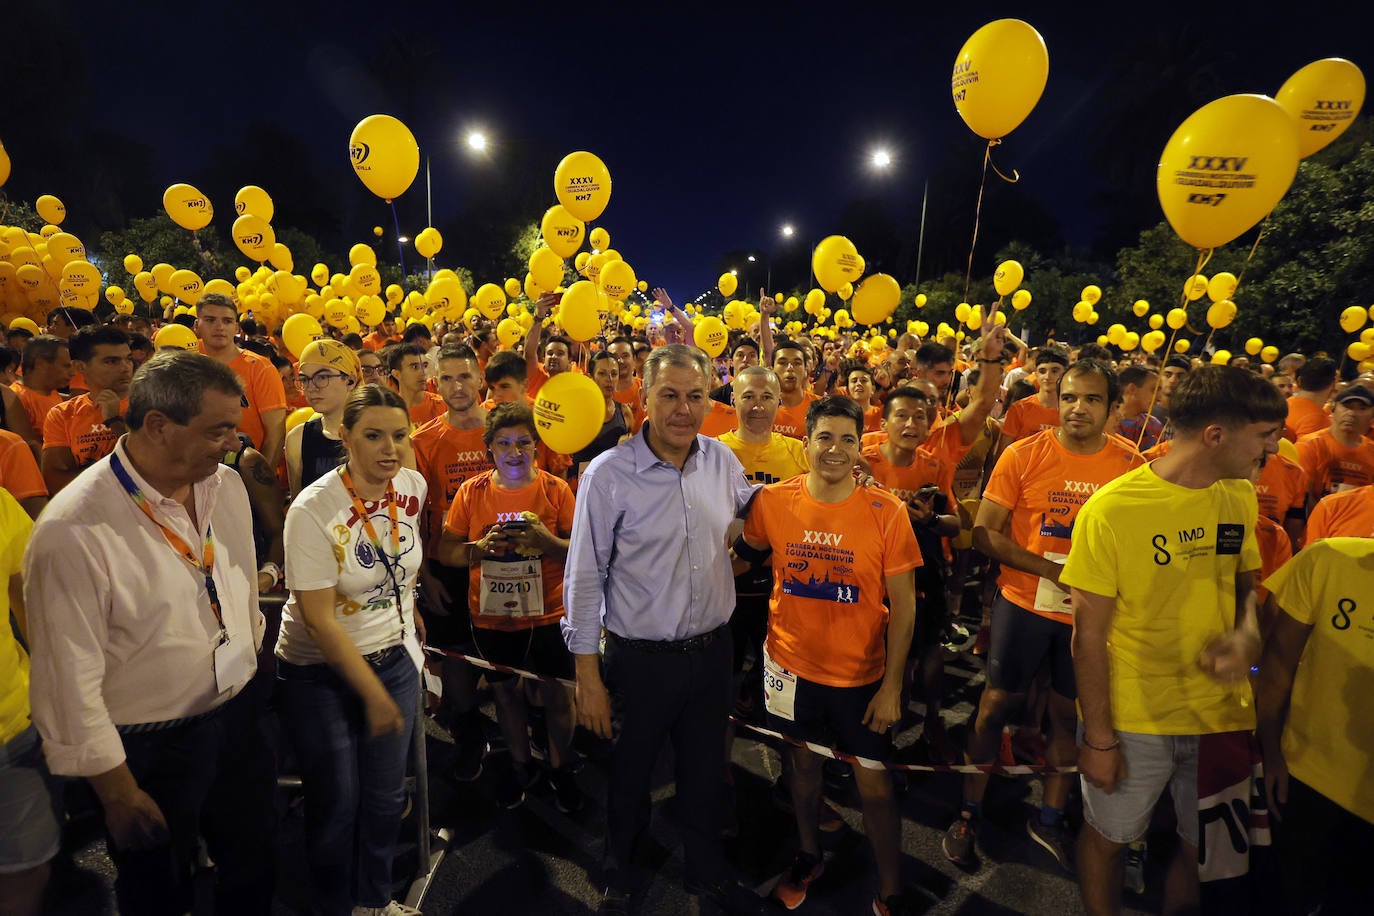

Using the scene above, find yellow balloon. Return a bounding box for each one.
[993,260,1023,297]
[154,324,199,350]
[1106,323,1126,345]
[836,282,853,301]
[1260,345,1280,364]
[1011,289,1032,311]
[1166,307,1188,330]
[553,151,612,223]
[811,235,862,293]
[1175,335,1191,351]
[915,293,928,307]
[311,263,330,287]
[600,259,636,301]
[1120,331,1140,351]
[46,232,84,267]
[1339,304,1367,333]
[558,281,603,342]
[324,298,353,329]
[170,268,204,305]
[122,254,143,275]
[1244,337,1263,356]
[1132,299,1150,317]
[1276,58,1366,158]
[349,243,376,268]
[349,114,420,201]
[540,205,585,258]
[60,260,100,298]
[269,243,293,272]
[0,139,9,188]
[951,19,1049,139]
[574,251,592,276]
[1205,300,1237,329]
[1081,284,1101,305]
[533,372,605,453]
[955,302,973,323]
[914,320,929,337]
[473,283,507,321]
[1363,328,1374,346]
[373,226,384,238]
[355,295,385,327]
[234,185,274,221]
[497,317,522,348]
[696,315,729,357]
[1207,272,1237,303]
[285,406,318,434]
[1184,275,1209,301]
[504,277,522,299]
[637,280,648,293]
[414,227,442,259]
[232,214,275,262]
[851,273,900,325]
[589,227,610,251]
[1348,342,1372,362]
[1086,312,1099,326]
[105,285,126,305]
[783,296,800,313]
[1148,314,1164,330]
[162,183,214,231]
[1157,95,1300,250]
[1142,330,1166,353]
[384,284,404,306]
[349,263,381,297]
[1071,301,1091,323]
[1211,349,1232,366]
[718,272,738,298]
[525,247,563,294]
[132,271,158,302]
[36,194,66,225]
[425,277,466,317]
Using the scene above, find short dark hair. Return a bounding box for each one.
[341,383,407,432]
[1168,365,1288,434]
[1076,343,1112,362]
[588,350,618,374]
[805,394,864,438]
[69,325,130,363]
[0,346,16,375]
[1034,347,1071,369]
[914,342,953,369]
[1295,357,1337,392]
[383,342,426,372]
[240,336,275,359]
[47,307,94,330]
[1163,355,1191,373]
[483,401,537,447]
[342,332,365,349]
[484,349,526,384]
[840,357,873,383]
[882,385,930,420]
[1117,365,1158,389]
[772,339,806,363]
[544,335,572,358]
[607,335,634,351]
[402,323,432,344]
[731,337,760,358]
[20,334,67,374]
[436,343,479,365]
[1059,358,1120,405]
[127,350,244,431]
[128,333,153,353]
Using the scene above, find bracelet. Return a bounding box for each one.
[923,512,943,529]
[1082,735,1120,752]
[258,561,281,590]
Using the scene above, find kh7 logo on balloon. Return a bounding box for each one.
[239,233,264,246]
[350,142,371,164]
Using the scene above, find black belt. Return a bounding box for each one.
[607,623,727,653]
[363,644,404,667]
[116,704,224,735]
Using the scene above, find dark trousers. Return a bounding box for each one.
[113,680,277,916]
[602,627,733,892]
[1274,777,1374,915]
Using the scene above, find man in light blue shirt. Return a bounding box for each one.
[563,344,758,913]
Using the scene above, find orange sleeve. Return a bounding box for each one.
[0,431,46,499]
[42,400,73,450]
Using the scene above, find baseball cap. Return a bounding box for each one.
[1334,384,1374,406]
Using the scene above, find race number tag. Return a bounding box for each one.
[762,648,798,721]
[1033,552,1073,616]
[479,558,545,618]
[213,633,254,694]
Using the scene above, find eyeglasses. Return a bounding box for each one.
[296,371,346,389]
[360,365,385,376]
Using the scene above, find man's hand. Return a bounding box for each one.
[1199,629,1261,683]
[534,291,559,320]
[576,675,614,739]
[1079,745,1127,794]
[759,288,777,317]
[652,288,675,313]
[1263,748,1289,822]
[861,685,902,734]
[906,492,936,528]
[975,324,1008,363]
[104,789,170,851]
[93,388,123,421]
[365,692,405,738]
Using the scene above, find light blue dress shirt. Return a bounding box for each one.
[562,427,757,655]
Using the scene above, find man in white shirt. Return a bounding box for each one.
[24,349,276,915]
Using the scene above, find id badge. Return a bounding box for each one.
[479,558,545,618]
[1033,552,1073,617]
[762,647,798,722]
[213,632,254,694]
[404,626,425,673]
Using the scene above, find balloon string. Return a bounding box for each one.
[1235,219,1267,288]
[390,201,407,287]
[1135,247,1212,450]
[962,141,998,302]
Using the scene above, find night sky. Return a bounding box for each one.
[7,1,1372,298]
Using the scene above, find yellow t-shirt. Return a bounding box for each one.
[0,489,34,745]
[1060,463,1261,735]
[716,430,809,485]
[1262,538,1374,824]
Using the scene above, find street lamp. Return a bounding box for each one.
[870,148,892,169]
[780,224,795,239]
[467,130,488,153]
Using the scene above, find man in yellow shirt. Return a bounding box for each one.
[1061,366,1287,916]
[1256,537,1374,916]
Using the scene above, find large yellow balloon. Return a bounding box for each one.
[1276,59,1366,158]
[124,254,143,275]
[956,302,973,324]
[540,205,585,258]
[1339,304,1367,333]
[1205,300,1237,329]
[473,283,507,321]
[46,232,84,267]
[1346,342,1371,362]
[163,183,214,231]
[851,273,900,325]
[349,243,376,268]
[1207,272,1238,303]
[36,195,66,225]
[356,296,385,327]
[1011,289,1032,311]
[529,247,565,293]
[232,214,275,262]
[811,235,862,293]
[425,277,466,318]
[696,315,729,357]
[993,260,1023,297]
[269,244,293,273]
[170,269,204,305]
[282,313,324,358]
[718,272,738,298]
[0,139,9,188]
[60,261,101,299]
[1156,94,1300,250]
[349,263,382,297]
[1142,330,1167,353]
[553,151,612,223]
[414,227,442,259]
[951,19,1049,140]
[151,262,176,294]
[234,185,274,221]
[349,114,420,201]
[1071,301,1091,323]
[1184,275,1209,301]
[1081,285,1101,305]
[155,324,199,350]
[600,259,636,301]
[504,278,523,299]
[533,372,604,454]
[133,271,158,302]
[558,281,603,342]
[1106,323,1126,345]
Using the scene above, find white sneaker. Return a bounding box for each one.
[351,902,424,916]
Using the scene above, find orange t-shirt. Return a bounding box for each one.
[1295,430,1374,500]
[410,415,493,553]
[610,378,646,428]
[1254,513,1293,605]
[697,399,737,439]
[445,469,576,631]
[10,383,63,438]
[0,428,46,499]
[982,429,1144,620]
[42,394,127,468]
[744,477,922,687]
[1305,485,1374,540]
[861,442,953,506]
[861,404,883,434]
[772,391,819,439]
[526,362,584,398]
[1254,454,1308,524]
[407,391,446,427]
[1285,395,1330,442]
[221,348,287,450]
[1000,395,1060,442]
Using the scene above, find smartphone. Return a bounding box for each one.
[500,520,530,534]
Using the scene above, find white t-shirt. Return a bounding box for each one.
[277,466,428,666]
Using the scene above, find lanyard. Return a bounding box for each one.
[338,466,406,626]
[110,452,226,638]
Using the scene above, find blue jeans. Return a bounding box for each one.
[279,648,418,915]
